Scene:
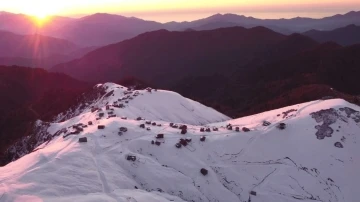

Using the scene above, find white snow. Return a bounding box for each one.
[0,83,359,202]
[54,83,230,125]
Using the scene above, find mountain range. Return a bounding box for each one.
[303,24,360,46]
[1,11,360,69]
[50,26,360,117]
[51,26,319,84]
[1,11,360,46]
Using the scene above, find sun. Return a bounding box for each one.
[32,13,51,27]
[22,0,60,26]
[30,5,52,19]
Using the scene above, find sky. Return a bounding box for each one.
[1,0,360,22]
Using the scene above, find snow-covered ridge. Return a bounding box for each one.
[1,87,359,202]
[5,83,230,163]
[55,82,230,125]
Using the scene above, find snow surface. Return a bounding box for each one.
[54,83,230,125]
[0,83,359,202]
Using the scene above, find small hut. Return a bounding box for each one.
[79,137,87,143]
[156,134,164,139]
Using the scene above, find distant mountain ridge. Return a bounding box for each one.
[1,10,360,46]
[51,13,164,46]
[164,11,360,33]
[0,30,78,58]
[0,30,98,68]
[303,24,360,46]
[51,26,360,118]
[51,26,318,84]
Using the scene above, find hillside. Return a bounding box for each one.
[4,83,229,164]
[0,30,78,58]
[303,24,360,46]
[52,13,164,46]
[172,43,360,117]
[0,31,100,68]
[52,27,360,118]
[51,27,318,85]
[0,66,91,165]
[0,83,359,201]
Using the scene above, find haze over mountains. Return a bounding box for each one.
[0,30,97,68]
[1,10,360,69]
[0,30,77,58]
[1,10,360,46]
[304,24,360,46]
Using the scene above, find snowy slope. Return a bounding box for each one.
[1,85,359,202]
[54,83,230,125]
[5,83,230,162]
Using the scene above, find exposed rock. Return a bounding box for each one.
[339,107,360,123]
[242,127,250,132]
[263,121,271,126]
[311,108,338,139]
[200,168,208,176]
[277,123,286,130]
[126,155,136,161]
[179,139,188,146]
[334,142,344,148]
[119,127,128,132]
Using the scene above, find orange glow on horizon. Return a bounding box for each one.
[1,0,359,22]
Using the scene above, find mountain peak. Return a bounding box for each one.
[81,13,126,20]
[344,10,360,16]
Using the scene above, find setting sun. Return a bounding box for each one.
[15,0,60,20]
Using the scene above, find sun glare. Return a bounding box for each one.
[20,0,60,26]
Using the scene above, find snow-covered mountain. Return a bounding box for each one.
[0,83,359,202]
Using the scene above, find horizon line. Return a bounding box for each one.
[1,10,359,24]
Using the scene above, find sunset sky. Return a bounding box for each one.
[1,0,360,22]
